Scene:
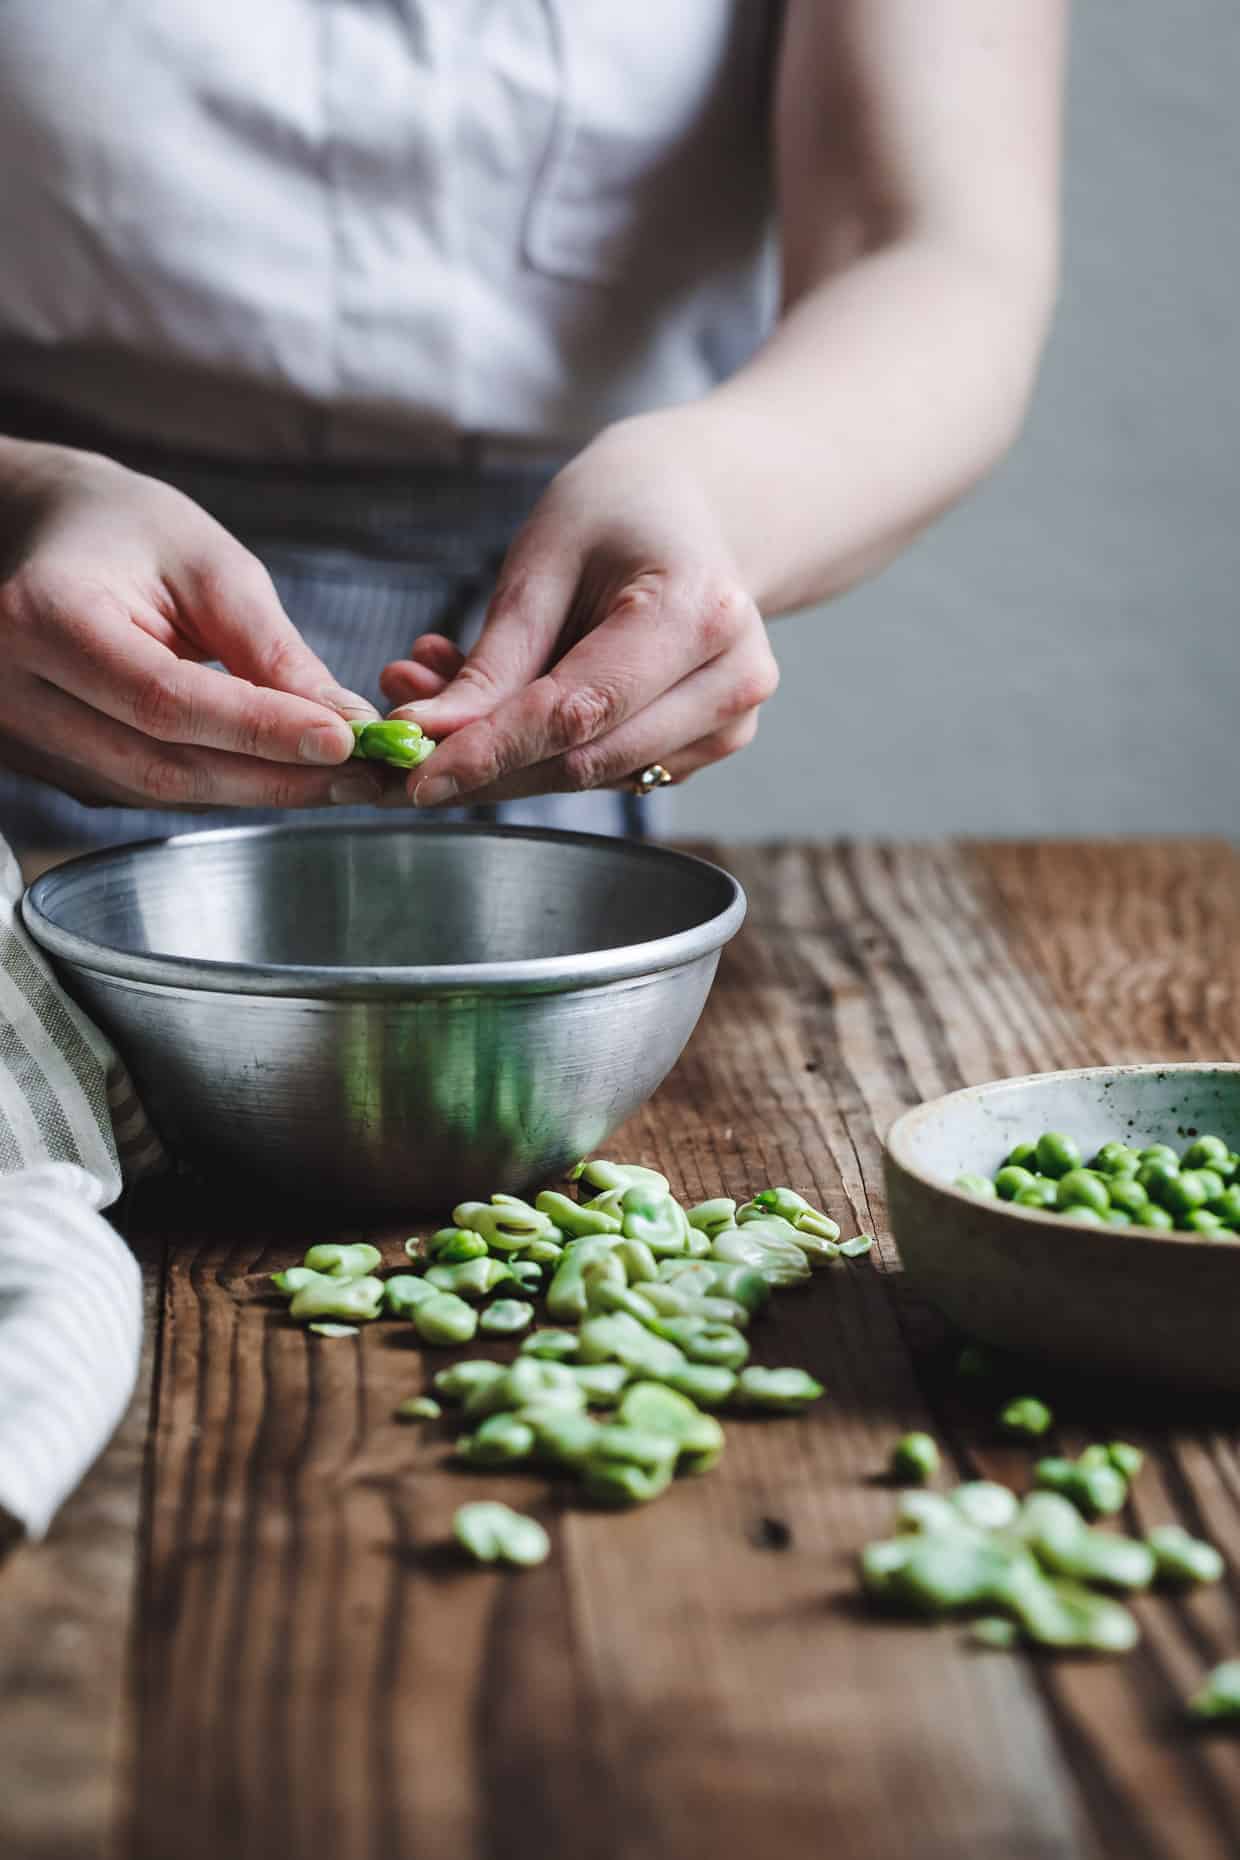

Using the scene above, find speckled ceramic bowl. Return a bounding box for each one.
[884,1064,1240,1394]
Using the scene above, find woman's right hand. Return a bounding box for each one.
[0,439,384,810]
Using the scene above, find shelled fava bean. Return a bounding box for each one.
[955,1131,1240,1234]
[266,1162,864,1562]
[861,1423,1229,1693]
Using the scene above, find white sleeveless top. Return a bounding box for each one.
[0,1,779,459]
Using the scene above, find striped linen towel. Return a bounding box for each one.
[0,840,162,1541]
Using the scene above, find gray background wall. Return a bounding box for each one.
[674,1,1239,840]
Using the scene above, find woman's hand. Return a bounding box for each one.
[379,417,779,807]
[0,440,383,810]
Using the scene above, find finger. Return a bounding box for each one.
[408,585,763,808]
[379,663,455,709]
[388,540,582,737]
[2,675,386,810]
[179,547,379,723]
[27,593,362,767]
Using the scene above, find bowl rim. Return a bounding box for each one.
[21,821,747,999]
[884,1061,1240,1247]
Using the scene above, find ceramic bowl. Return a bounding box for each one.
[884,1063,1240,1394]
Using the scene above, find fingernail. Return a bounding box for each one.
[323,687,379,720]
[329,772,381,805]
[414,772,459,809]
[299,721,354,765]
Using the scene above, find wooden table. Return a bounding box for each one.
[5,840,1240,1860]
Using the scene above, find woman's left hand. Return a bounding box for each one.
[378,417,779,808]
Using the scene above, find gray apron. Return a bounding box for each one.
[0,403,653,853]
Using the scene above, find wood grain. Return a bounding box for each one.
[7,841,1240,1860]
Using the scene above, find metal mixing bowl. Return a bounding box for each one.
[23,823,745,1213]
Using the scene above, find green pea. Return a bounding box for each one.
[535,1189,622,1237]
[1147,1524,1224,1587]
[1060,1206,1105,1227]
[1138,1202,1175,1231]
[686,1197,738,1239]
[1091,1142,1140,1177]
[382,1273,443,1318]
[269,1265,322,1297]
[1105,1209,1133,1227]
[1182,1209,1226,1236]
[1004,1141,1039,1169]
[458,1413,536,1464]
[889,1432,940,1484]
[617,1381,725,1475]
[580,1426,679,1506]
[839,1234,874,1259]
[1189,1660,1240,1722]
[308,1322,359,1339]
[303,1242,383,1279]
[661,1365,738,1408]
[733,1367,825,1414]
[951,1482,1020,1532]
[1036,1132,1082,1179]
[351,718,435,770]
[954,1173,998,1199]
[1055,1169,1111,1214]
[1182,1135,1230,1171]
[1139,1144,1181,1169]
[1194,1169,1227,1202]
[999,1396,1054,1439]
[453,1501,550,1567]
[433,1359,506,1403]
[413,1292,478,1347]
[1137,1159,1182,1203]
[994,1165,1037,1201]
[1209,1186,1240,1227]
[425,1227,490,1264]
[1013,1181,1059,1210]
[569,1363,631,1407]
[424,1257,513,1300]
[479,1298,535,1336]
[520,1328,580,1362]
[394,1395,441,1422]
[650,1317,749,1371]
[1106,1176,1152,1218]
[290,1274,384,1324]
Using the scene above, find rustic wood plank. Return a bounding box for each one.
[21,839,1240,1860]
[0,1208,164,1860]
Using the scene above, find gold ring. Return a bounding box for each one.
[632,763,674,796]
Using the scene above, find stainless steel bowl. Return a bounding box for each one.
[23,823,745,1213]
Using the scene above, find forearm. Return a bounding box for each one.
[613,235,1055,617]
